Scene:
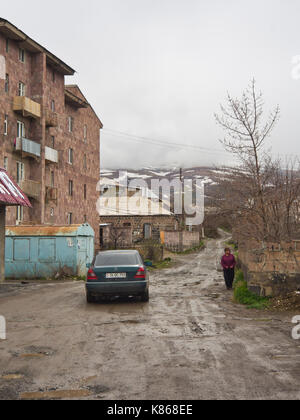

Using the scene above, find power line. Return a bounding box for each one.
[102,128,229,156]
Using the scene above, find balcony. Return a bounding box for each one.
[15,137,41,159]
[13,96,41,119]
[19,179,41,200]
[45,108,58,127]
[45,146,58,164]
[45,186,58,203]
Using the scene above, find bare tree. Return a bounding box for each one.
[214,79,285,241]
[109,227,125,250]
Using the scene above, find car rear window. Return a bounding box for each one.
[95,253,140,267]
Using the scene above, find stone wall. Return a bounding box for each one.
[99,215,178,246]
[161,230,201,252]
[239,241,300,297]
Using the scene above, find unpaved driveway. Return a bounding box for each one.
[0,236,300,400]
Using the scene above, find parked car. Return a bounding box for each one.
[86,250,150,303]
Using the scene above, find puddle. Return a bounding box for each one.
[19,353,47,358]
[20,389,92,400]
[1,374,24,380]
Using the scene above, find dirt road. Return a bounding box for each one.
[0,236,300,400]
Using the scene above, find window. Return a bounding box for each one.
[84,184,87,200]
[68,116,73,132]
[18,81,25,97]
[51,100,55,112]
[17,121,25,138]
[83,215,87,223]
[50,171,54,188]
[4,115,8,135]
[5,74,9,93]
[84,125,87,142]
[16,162,25,184]
[50,208,54,217]
[19,48,25,63]
[69,180,73,196]
[67,212,73,225]
[16,206,23,224]
[68,148,73,165]
[3,157,8,171]
[51,136,55,148]
[83,154,87,170]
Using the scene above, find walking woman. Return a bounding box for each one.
[221,248,236,290]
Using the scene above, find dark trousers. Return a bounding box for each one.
[224,269,235,289]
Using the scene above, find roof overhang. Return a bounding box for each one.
[0,169,32,207]
[65,89,89,109]
[0,18,75,76]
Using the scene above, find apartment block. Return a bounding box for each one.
[0,18,102,243]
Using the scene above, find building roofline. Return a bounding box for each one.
[65,85,103,128]
[0,18,75,76]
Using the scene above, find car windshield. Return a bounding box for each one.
[95,253,140,267]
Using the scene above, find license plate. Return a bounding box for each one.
[106,273,127,279]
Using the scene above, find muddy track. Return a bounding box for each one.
[0,234,300,400]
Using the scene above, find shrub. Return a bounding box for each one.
[233,270,270,309]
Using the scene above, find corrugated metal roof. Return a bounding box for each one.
[6,225,84,237]
[0,169,32,207]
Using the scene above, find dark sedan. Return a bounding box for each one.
[86,250,150,303]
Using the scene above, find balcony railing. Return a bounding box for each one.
[45,108,58,127]
[13,96,41,119]
[15,137,41,159]
[19,179,41,200]
[45,146,59,164]
[45,186,58,202]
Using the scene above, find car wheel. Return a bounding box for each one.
[141,289,149,302]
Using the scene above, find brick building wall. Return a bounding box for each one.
[0,19,102,245]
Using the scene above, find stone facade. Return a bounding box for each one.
[99,214,179,249]
[0,19,102,244]
[161,230,202,252]
[239,241,300,297]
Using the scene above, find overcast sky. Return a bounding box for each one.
[2,0,300,169]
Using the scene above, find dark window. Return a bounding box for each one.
[84,184,87,200]
[50,171,54,188]
[51,100,55,112]
[67,213,73,225]
[51,136,55,148]
[19,48,25,63]
[95,252,140,267]
[4,115,8,135]
[5,74,9,93]
[69,180,73,196]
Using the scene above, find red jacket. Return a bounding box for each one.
[221,254,236,270]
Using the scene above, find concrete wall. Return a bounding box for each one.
[239,241,300,297]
